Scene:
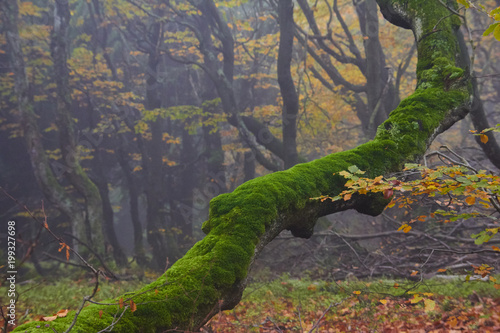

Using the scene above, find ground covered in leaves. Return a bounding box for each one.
[1,274,499,332]
[205,276,500,332]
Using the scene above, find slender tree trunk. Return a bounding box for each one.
[92,145,128,266]
[278,0,299,169]
[170,128,196,253]
[1,0,90,256]
[117,144,147,266]
[358,0,398,137]
[469,77,500,170]
[143,21,174,269]
[50,0,105,255]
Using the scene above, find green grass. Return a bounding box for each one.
[2,272,499,328]
[244,273,500,302]
[1,276,147,321]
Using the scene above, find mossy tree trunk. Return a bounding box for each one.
[13,0,476,332]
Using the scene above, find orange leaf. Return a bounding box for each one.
[403,225,412,233]
[155,289,159,295]
[343,193,352,201]
[379,299,387,304]
[353,290,361,295]
[119,298,124,309]
[465,196,476,205]
[480,134,489,144]
[56,309,68,318]
[447,316,457,327]
[130,300,137,312]
[437,268,447,273]
[99,310,103,319]
[492,246,500,252]
[494,283,500,290]
[411,270,418,276]
[393,283,399,289]
[307,284,317,291]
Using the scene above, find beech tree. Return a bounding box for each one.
[10,0,480,332]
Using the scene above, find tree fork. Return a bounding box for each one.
[13,0,474,332]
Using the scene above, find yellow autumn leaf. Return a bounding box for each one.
[410,295,423,304]
[353,290,361,295]
[424,299,436,312]
[397,223,408,232]
[379,299,387,304]
[480,134,489,144]
[403,225,412,233]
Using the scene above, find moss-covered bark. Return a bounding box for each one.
[13,0,475,332]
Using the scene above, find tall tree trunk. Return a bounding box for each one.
[92,145,128,266]
[117,143,147,267]
[143,21,175,269]
[278,0,299,169]
[13,0,475,332]
[469,78,500,170]
[171,128,196,253]
[1,0,91,256]
[50,0,105,255]
[358,0,398,137]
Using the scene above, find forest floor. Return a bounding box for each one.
[205,276,500,332]
[1,273,499,332]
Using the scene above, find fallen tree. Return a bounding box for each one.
[12,0,476,332]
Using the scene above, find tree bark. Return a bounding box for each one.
[117,142,148,267]
[13,0,475,332]
[143,22,172,269]
[469,78,500,170]
[1,0,97,257]
[278,0,299,169]
[51,0,106,256]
